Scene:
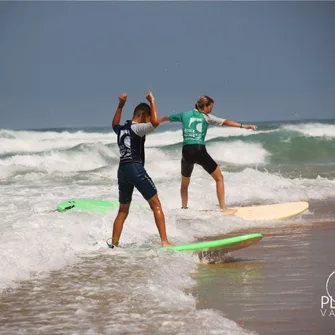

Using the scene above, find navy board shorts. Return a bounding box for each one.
[181,144,218,177]
[117,162,157,204]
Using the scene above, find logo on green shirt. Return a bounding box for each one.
[168,110,210,145]
[189,117,203,133]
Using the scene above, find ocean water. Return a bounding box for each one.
[1,119,335,334]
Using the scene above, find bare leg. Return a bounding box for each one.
[112,203,130,246]
[210,167,237,215]
[147,194,173,247]
[180,175,190,209]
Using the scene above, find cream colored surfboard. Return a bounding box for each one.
[231,201,309,221]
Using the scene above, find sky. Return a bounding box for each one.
[1,1,334,130]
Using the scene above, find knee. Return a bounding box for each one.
[181,178,190,191]
[119,204,130,215]
[148,195,162,210]
[149,201,164,216]
[181,183,189,191]
[149,199,161,210]
[216,173,224,183]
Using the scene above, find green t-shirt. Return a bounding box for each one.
[168,109,225,145]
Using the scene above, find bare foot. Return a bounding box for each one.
[162,241,173,247]
[220,207,237,216]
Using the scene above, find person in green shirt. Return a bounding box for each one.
[160,95,257,214]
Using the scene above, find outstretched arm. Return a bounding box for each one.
[159,116,170,124]
[112,93,127,127]
[222,119,257,130]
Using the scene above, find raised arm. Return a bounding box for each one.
[112,93,127,127]
[146,92,159,128]
[222,119,257,130]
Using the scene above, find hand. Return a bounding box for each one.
[244,125,257,130]
[159,116,169,124]
[118,93,127,105]
[146,92,155,104]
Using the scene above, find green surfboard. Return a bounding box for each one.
[163,233,262,252]
[57,199,146,214]
[107,233,263,253]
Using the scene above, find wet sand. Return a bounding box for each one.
[194,200,335,334]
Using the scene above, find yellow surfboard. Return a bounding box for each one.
[231,201,309,221]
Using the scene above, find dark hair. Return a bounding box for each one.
[195,95,214,111]
[133,103,151,118]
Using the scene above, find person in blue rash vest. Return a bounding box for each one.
[108,92,173,248]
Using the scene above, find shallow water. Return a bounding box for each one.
[194,201,335,334]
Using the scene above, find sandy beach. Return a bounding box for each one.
[194,199,335,334]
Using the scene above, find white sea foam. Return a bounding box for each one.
[281,122,335,138]
[0,129,115,155]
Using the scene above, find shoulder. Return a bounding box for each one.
[178,110,195,115]
[113,120,132,134]
[131,122,155,137]
[205,114,226,126]
[113,123,122,134]
[182,109,199,118]
[192,109,206,118]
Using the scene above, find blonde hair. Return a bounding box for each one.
[195,95,214,111]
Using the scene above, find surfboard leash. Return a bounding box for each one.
[106,238,116,249]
